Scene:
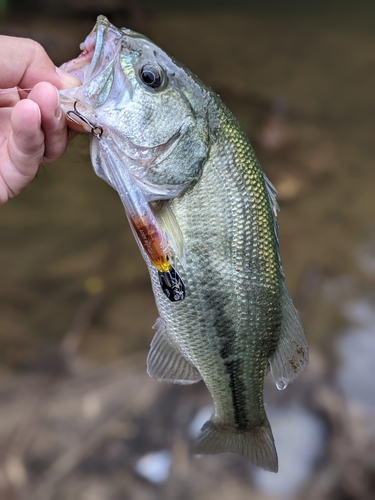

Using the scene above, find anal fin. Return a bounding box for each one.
[269,283,309,389]
[147,318,202,385]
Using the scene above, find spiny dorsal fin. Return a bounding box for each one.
[263,172,284,277]
[263,172,279,216]
[147,318,202,385]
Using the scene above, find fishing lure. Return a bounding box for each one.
[64,100,185,302]
[66,101,104,139]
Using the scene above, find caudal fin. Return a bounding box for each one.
[194,420,278,472]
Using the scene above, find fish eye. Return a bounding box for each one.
[140,65,163,89]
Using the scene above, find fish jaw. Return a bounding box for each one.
[60,16,209,200]
[61,16,122,85]
[59,35,94,82]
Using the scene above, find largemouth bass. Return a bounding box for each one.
[60,16,308,472]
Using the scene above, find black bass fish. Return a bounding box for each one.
[60,16,308,472]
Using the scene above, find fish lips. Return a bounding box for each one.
[86,16,123,83]
[61,16,122,85]
[61,16,191,199]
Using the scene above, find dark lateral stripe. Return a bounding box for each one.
[206,281,249,429]
[224,359,249,429]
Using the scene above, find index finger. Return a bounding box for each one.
[0,35,80,90]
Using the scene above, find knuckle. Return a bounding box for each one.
[28,38,48,62]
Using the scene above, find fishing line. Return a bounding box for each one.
[0,87,32,94]
[0,87,32,104]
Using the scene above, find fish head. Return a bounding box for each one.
[61,16,210,200]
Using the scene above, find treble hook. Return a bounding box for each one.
[66,101,104,139]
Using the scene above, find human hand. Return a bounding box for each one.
[0,35,83,204]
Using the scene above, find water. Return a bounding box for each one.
[135,450,172,484]
[189,406,213,439]
[276,380,288,391]
[337,298,375,434]
[253,404,325,499]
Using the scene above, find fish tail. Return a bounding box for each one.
[194,419,278,472]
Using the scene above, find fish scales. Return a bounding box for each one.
[59,16,309,472]
[148,103,283,447]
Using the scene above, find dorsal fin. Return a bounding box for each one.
[269,283,309,389]
[263,172,284,277]
[263,173,279,216]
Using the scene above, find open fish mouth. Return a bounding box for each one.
[61,16,122,85]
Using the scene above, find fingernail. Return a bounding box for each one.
[55,67,82,87]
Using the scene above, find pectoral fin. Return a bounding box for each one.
[269,283,309,389]
[154,203,186,269]
[147,318,202,384]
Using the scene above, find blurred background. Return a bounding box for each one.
[1,1,375,499]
